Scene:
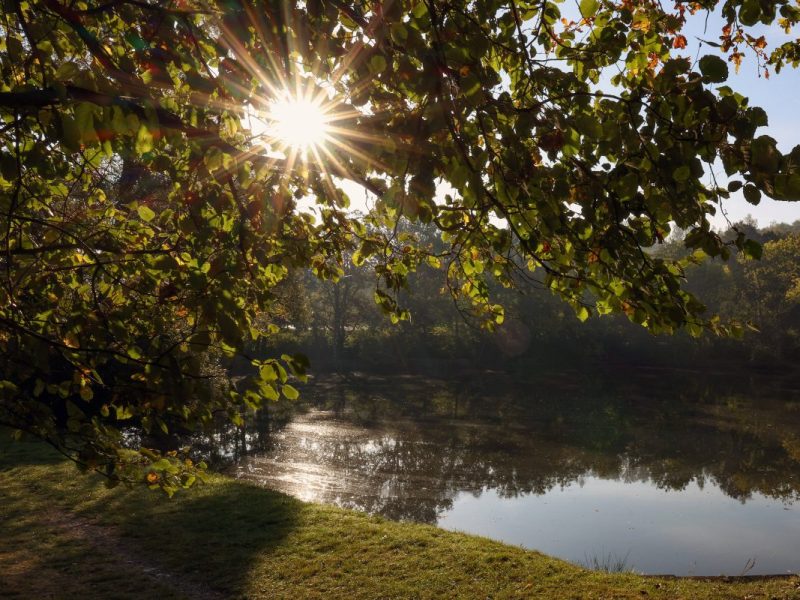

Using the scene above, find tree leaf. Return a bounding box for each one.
[135,124,154,154]
[579,0,599,18]
[743,184,761,205]
[137,205,156,221]
[698,55,728,83]
[369,55,387,74]
[282,384,299,400]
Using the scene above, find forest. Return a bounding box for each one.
[258,218,800,374]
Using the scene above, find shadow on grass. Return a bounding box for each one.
[78,476,303,596]
[0,430,66,467]
[1,432,302,598]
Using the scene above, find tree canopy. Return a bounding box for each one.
[1,0,800,491]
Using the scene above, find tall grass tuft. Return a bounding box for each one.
[579,549,633,573]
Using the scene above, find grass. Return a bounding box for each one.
[580,550,633,574]
[1,436,799,599]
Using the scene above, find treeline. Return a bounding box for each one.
[254,219,800,375]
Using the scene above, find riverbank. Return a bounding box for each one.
[1,438,798,599]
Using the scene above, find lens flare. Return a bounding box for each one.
[264,94,330,154]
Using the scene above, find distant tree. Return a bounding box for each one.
[736,234,800,358]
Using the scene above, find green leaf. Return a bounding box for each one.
[259,364,278,382]
[137,205,156,221]
[74,103,97,144]
[742,184,761,205]
[698,55,728,83]
[686,322,703,337]
[135,124,154,154]
[672,165,691,182]
[55,62,81,80]
[390,23,408,42]
[115,405,134,420]
[727,180,743,192]
[282,384,299,400]
[111,106,129,134]
[579,0,599,18]
[739,0,761,25]
[259,382,279,401]
[60,116,81,152]
[369,55,387,74]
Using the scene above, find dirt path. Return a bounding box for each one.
[41,508,227,600]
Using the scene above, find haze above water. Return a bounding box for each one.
[226,371,800,576]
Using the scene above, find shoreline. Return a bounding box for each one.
[2,437,799,599]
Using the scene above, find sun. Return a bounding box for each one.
[243,83,383,187]
[263,94,331,154]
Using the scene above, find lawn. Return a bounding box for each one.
[1,435,798,599]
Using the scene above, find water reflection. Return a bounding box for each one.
[229,371,800,574]
[190,400,294,466]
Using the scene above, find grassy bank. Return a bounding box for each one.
[1,437,798,599]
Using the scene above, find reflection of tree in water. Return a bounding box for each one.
[233,372,800,524]
[189,400,296,467]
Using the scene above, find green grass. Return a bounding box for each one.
[1,436,798,599]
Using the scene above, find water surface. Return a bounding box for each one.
[229,371,800,575]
